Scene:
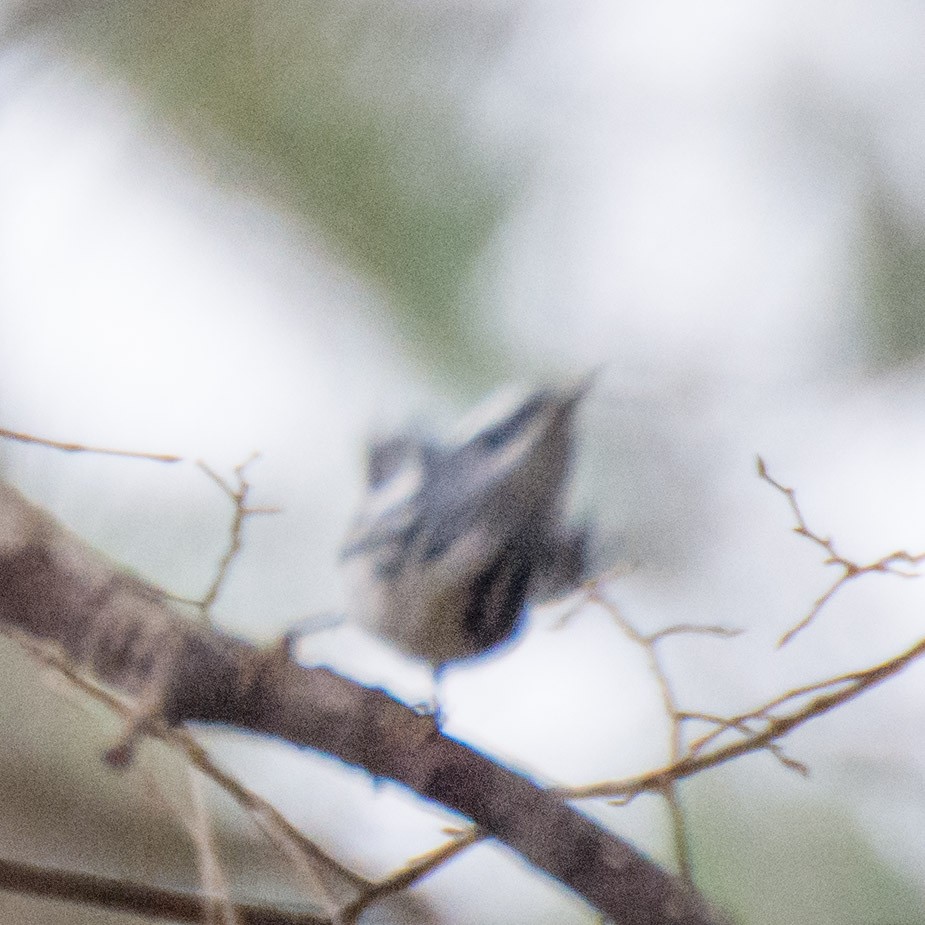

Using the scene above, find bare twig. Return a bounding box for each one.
[556,575,741,884]
[336,828,485,924]
[185,456,348,916]
[757,457,925,645]
[0,427,182,462]
[12,445,925,922]
[562,634,925,801]
[598,599,692,881]
[2,457,351,918]
[649,624,741,643]
[186,766,241,925]
[195,455,280,621]
[2,628,505,924]
[0,854,325,924]
[678,712,809,776]
[2,627,364,902]
[584,588,739,886]
[0,478,723,925]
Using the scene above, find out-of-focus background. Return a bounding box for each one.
[2,2,925,922]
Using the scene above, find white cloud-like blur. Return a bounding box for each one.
[2,3,925,921]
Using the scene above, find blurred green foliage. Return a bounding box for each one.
[61,0,522,385]
[862,190,925,368]
[692,786,924,925]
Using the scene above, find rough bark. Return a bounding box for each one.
[0,481,723,925]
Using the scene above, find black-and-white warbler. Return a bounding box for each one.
[340,380,590,671]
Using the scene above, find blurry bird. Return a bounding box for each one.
[340,379,591,673]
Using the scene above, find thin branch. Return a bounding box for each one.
[557,577,741,885]
[561,634,925,801]
[186,765,242,925]
[336,828,485,925]
[649,625,741,643]
[757,457,925,645]
[8,621,684,925]
[0,855,325,925]
[3,627,365,900]
[0,479,722,925]
[195,456,280,620]
[0,427,182,462]
[174,455,351,911]
[678,712,809,776]
[1,446,364,921]
[586,590,741,886]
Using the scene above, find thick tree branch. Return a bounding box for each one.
[0,481,722,925]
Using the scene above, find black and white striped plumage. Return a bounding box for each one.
[340,382,589,669]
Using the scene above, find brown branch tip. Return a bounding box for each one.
[757,457,925,645]
[0,427,182,463]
